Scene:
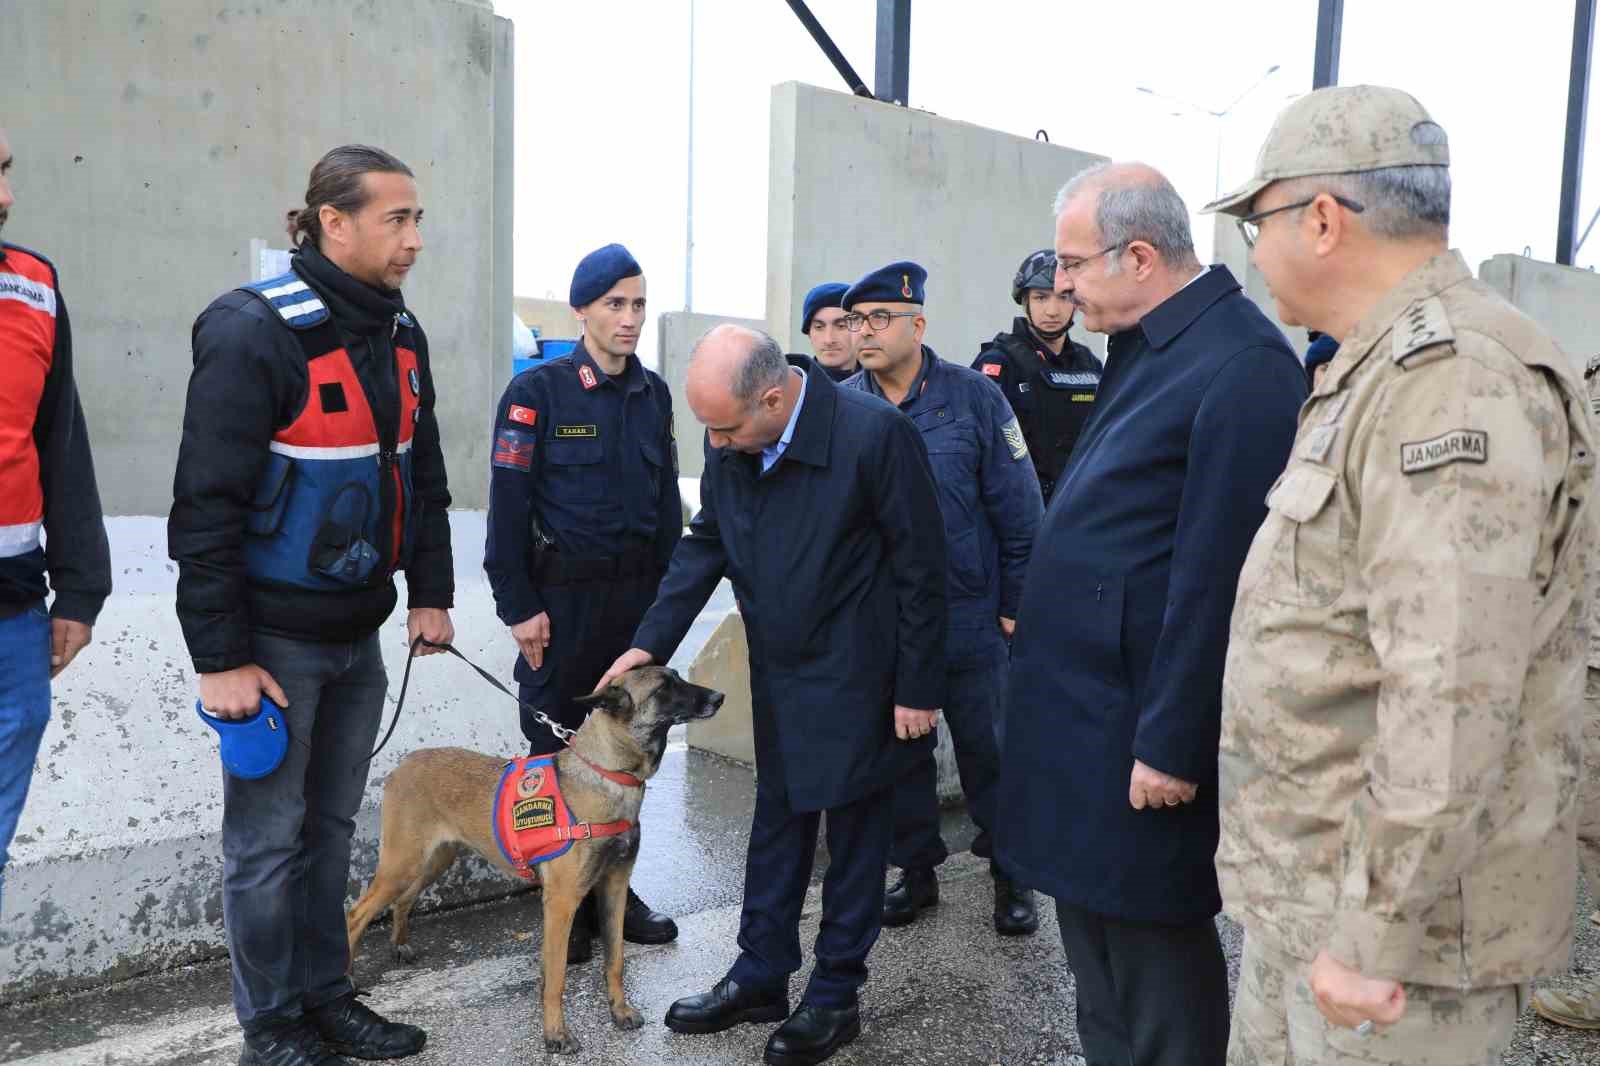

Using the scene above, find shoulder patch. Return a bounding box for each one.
[1392,296,1454,367]
[1002,417,1029,461]
[242,272,329,329]
[1400,428,1488,475]
[492,428,536,471]
[981,362,1003,378]
[507,404,537,427]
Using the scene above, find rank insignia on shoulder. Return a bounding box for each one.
[492,428,535,471]
[1392,296,1455,368]
[1401,428,1487,475]
[981,362,1003,378]
[1002,417,1028,461]
[579,365,599,390]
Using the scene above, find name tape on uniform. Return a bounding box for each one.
[1400,429,1487,475]
[555,424,598,439]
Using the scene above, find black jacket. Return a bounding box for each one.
[169,244,453,672]
[632,357,948,811]
[972,318,1101,499]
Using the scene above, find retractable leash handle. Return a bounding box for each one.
[195,696,291,780]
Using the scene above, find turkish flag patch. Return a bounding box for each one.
[981,363,1003,378]
[508,404,537,426]
[492,428,535,471]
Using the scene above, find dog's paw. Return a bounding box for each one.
[393,942,420,965]
[610,1003,645,1030]
[543,1029,582,1055]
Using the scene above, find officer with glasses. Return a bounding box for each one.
[840,260,1044,937]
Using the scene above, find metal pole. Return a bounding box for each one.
[874,0,912,106]
[1557,0,1596,265]
[685,0,695,310]
[783,0,874,98]
[1313,0,1344,89]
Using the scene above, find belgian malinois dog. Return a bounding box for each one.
[345,667,724,1054]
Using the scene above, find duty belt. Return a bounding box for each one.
[533,543,659,586]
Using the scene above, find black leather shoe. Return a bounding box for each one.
[992,870,1039,936]
[763,1003,862,1066]
[239,1020,349,1066]
[623,887,679,944]
[306,993,426,1061]
[664,977,790,1035]
[882,867,938,927]
[565,892,596,965]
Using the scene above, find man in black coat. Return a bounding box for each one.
[996,162,1305,1066]
[595,324,947,1066]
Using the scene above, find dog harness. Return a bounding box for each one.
[491,754,641,879]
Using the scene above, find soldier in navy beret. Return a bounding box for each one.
[801,281,854,382]
[486,242,682,959]
[841,259,1046,938]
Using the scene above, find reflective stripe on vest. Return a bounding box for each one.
[0,246,58,537]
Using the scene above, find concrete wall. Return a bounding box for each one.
[513,296,582,342]
[656,310,766,478]
[766,82,1106,363]
[0,0,513,515]
[1478,255,1600,379]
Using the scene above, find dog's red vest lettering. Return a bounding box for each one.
[492,756,632,880]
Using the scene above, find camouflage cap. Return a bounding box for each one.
[1202,84,1449,217]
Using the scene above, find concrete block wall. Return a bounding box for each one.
[0,0,514,515]
[656,311,766,478]
[513,296,582,343]
[1478,255,1600,379]
[766,82,1106,365]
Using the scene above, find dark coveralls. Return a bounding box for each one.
[844,348,1041,868]
[632,357,948,1007]
[483,341,681,751]
[972,317,1102,504]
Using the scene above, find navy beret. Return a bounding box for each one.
[569,243,643,308]
[801,282,849,332]
[843,260,927,310]
[1304,332,1339,372]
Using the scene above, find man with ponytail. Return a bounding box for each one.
[169,145,453,1066]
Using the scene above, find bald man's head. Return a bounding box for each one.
[686,324,798,454]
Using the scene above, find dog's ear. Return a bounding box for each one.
[573,684,636,722]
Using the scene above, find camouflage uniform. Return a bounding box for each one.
[1206,85,1597,1065]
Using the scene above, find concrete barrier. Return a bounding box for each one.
[1478,255,1600,379]
[657,311,767,478]
[1,514,532,1003]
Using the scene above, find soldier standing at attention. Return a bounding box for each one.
[1211,85,1596,1063]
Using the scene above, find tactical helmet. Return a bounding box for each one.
[1012,249,1057,305]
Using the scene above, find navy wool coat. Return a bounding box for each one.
[633,356,949,812]
[996,265,1306,923]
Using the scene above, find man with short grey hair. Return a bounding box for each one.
[1211,84,1596,1064]
[996,161,1305,1064]
[597,324,948,1065]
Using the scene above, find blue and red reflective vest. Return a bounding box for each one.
[239,271,421,591]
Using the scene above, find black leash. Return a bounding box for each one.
[357,636,576,770]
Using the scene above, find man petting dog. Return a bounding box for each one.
[169,145,454,1066]
[483,243,683,962]
[596,324,948,1066]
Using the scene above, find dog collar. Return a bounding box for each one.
[570,747,644,789]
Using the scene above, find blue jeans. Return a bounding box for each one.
[221,631,387,1029]
[0,601,50,913]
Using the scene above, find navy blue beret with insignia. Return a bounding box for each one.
[801,282,849,332]
[569,243,643,308]
[843,260,927,309]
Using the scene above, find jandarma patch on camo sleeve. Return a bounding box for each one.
[1400,429,1487,474]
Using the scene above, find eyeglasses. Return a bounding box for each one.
[1055,244,1124,278]
[842,309,920,332]
[1237,194,1365,248]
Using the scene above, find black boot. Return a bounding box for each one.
[305,993,425,1061]
[763,1003,862,1066]
[239,1020,349,1066]
[566,893,596,965]
[882,867,939,927]
[622,887,679,944]
[992,867,1039,936]
[665,976,790,1034]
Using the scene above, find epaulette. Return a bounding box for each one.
[240,271,329,329]
[1391,296,1455,370]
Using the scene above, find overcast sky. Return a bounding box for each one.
[499,0,1599,359]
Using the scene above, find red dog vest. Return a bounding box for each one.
[492,756,634,880]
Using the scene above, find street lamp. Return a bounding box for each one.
[1137,65,1282,197]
